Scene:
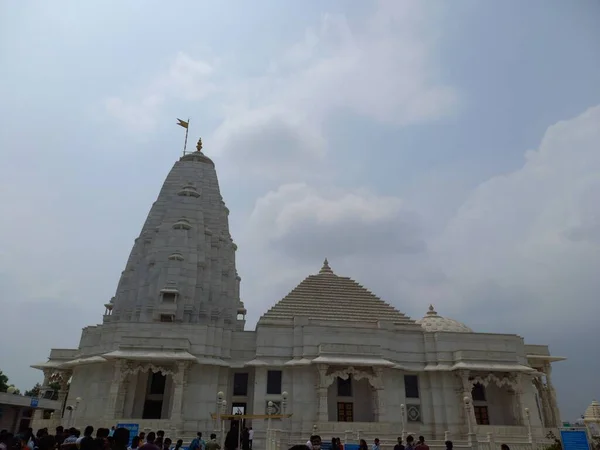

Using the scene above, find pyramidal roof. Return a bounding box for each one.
[258,259,415,324]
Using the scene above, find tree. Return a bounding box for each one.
[0,370,8,392]
[25,383,42,397]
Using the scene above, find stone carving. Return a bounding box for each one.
[120,362,177,381]
[322,366,378,387]
[471,373,517,389]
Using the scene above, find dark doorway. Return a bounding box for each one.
[142,371,167,419]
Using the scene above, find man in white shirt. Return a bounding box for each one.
[248,428,254,449]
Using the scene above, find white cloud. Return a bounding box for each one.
[105,2,457,180]
[241,182,425,264]
[104,52,216,132]
[432,105,600,327]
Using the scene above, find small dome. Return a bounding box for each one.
[584,399,600,422]
[416,305,473,333]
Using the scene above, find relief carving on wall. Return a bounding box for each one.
[119,362,178,381]
[318,365,382,389]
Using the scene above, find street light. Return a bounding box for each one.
[267,401,274,450]
[216,392,224,432]
[220,400,227,450]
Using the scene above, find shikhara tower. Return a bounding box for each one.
[32,139,565,445]
[108,138,245,328]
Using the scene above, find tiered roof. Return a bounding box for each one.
[259,259,415,324]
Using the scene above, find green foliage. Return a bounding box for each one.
[0,371,8,392]
[25,383,42,397]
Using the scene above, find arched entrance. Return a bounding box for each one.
[317,365,384,423]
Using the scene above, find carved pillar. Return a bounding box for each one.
[105,360,123,420]
[372,368,386,422]
[170,361,189,424]
[116,371,129,419]
[316,364,329,422]
[533,377,551,427]
[512,374,524,426]
[56,371,72,419]
[544,363,560,426]
[33,371,52,422]
[458,370,477,430]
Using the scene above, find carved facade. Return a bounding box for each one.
[32,148,565,443]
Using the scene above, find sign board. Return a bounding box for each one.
[559,428,590,450]
[116,423,139,446]
[30,398,39,408]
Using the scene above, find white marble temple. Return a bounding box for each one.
[31,142,565,443]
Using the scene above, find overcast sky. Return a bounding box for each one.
[1,0,599,420]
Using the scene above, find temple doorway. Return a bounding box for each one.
[327,375,374,422]
[142,371,167,419]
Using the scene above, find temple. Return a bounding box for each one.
[31,140,565,444]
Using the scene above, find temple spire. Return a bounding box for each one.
[319,258,334,275]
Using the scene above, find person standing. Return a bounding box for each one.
[247,429,253,450]
[205,435,220,450]
[415,437,429,450]
[138,433,160,450]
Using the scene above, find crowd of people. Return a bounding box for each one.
[300,434,514,450]
[0,427,197,450]
[1,427,520,450]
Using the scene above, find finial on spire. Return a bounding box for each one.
[196,137,203,152]
[319,258,334,275]
[427,304,438,316]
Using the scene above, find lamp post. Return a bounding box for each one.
[220,399,228,450]
[400,404,406,440]
[267,400,274,450]
[464,396,474,444]
[281,392,289,446]
[524,408,532,443]
[216,392,224,432]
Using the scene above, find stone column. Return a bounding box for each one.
[104,360,124,421]
[533,377,551,427]
[458,370,477,430]
[57,371,72,420]
[544,363,560,427]
[116,373,129,419]
[33,371,53,422]
[512,374,524,426]
[170,362,189,425]
[372,368,386,421]
[316,365,329,423]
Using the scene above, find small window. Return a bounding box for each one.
[160,314,174,322]
[266,370,282,395]
[337,377,352,397]
[162,293,177,303]
[404,375,419,399]
[472,383,486,402]
[474,405,490,425]
[233,373,249,396]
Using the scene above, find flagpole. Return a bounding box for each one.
[183,117,190,156]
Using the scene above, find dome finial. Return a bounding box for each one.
[426,304,438,316]
[319,258,334,275]
[196,137,203,152]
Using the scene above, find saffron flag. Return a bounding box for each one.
[177,118,189,129]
